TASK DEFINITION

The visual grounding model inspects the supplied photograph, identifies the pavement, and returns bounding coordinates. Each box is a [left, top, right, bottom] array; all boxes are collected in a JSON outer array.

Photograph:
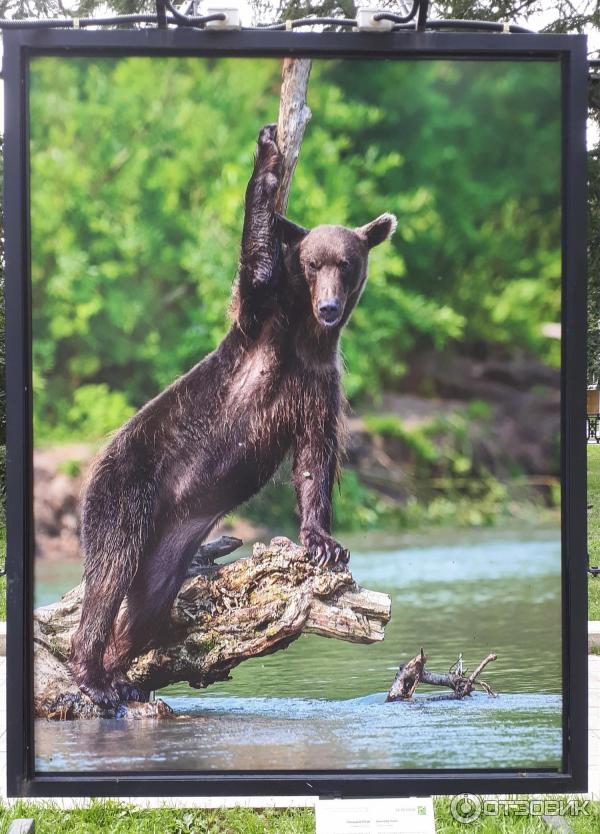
[[0, 654, 597, 808], [589, 652, 600, 799], [590, 621, 600, 649]]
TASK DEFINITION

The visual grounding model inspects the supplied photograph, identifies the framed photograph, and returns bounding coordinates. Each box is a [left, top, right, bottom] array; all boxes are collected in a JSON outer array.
[[4, 27, 588, 797]]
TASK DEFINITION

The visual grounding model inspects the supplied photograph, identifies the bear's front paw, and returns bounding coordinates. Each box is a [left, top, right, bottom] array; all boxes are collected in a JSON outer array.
[[301, 528, 350, 568], [258, 122, 277, 147], [256, 123, 282, 173]]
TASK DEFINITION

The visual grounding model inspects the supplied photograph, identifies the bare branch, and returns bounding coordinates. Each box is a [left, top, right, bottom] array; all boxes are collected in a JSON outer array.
[[387, 648, 498, 701], [275, 58, 312, 215]]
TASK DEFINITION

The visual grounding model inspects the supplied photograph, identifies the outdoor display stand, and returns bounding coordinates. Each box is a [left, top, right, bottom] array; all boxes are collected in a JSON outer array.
[[2, 9, 588, 799]]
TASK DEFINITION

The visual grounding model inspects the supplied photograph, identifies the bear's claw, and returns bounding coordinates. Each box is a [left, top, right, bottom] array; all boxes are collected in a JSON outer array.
[[78, 679, 122, 709], [302, 528, 350, 568], [114, 680, 149, 703]]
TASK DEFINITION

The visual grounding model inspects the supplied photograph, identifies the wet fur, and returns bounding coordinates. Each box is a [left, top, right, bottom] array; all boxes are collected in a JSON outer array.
[[69, 124, 396, 707]]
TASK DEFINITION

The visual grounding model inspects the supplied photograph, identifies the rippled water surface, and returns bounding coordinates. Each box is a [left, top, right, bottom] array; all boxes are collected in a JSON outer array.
[[35, 528, 563, 772]]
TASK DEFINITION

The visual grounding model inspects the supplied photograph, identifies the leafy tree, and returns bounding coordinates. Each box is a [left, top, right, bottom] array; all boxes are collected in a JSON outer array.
[[27, 55, 561, 437], [0, 0, 597, 436], [433, 1, 598, 33]]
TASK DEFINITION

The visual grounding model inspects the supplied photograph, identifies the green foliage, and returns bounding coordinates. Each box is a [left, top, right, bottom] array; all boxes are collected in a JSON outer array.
[[239, 467, 388, 533], [239, 420, 556, 534], [67, 384, 134, 441], [465, 399, 492, 421], [57, 457, 83, 478], [0, 801, 315, 834], [335, 465, 541, 530], [399, 478, 509, 528], [35, 382, 134, 442], [28, 56, 561, 438], [332, 469, 391, 530], [432, 0, 599, 34], [0, 798, 598, 834], [240, 467, 298, 534], [359, 409, 560, 529], [587, 445, 600, 620], [364, 409, 479, 480], [434, 796, 600, 834], [363, 414, 438, 463]]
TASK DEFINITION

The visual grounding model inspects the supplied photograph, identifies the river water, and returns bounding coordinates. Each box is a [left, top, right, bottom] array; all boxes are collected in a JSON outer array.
[[34, 528, 563, 773]]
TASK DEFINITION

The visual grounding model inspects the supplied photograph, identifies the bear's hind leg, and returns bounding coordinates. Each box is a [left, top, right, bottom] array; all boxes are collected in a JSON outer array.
[[70, 474, 157, 707], [104, 517, 220, 700], [69, 555, 139, 708]]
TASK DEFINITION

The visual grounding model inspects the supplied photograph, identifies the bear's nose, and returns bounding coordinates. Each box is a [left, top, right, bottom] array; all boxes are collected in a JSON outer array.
[[318, 299, 342, 323]]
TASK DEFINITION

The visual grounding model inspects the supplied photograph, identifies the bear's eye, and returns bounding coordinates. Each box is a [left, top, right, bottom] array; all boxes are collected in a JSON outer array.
[[339, 259, 350, 272], [308, 259, 318, 271]]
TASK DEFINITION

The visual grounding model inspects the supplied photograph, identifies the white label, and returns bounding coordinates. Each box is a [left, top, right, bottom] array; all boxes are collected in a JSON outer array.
[[315, 797, 435, 834]]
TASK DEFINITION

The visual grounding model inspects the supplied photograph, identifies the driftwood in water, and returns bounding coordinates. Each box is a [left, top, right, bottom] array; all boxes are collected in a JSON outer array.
[[275, 57, 312, 214], [386, 648, 498, 702], [34, 537, 391, 720]]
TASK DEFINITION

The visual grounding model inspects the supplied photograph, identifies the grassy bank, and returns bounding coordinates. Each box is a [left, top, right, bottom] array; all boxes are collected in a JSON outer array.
[[0, 799, 598, 833], [588, 446, 600, 619]]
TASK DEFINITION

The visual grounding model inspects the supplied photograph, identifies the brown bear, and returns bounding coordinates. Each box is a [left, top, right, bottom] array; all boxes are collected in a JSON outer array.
[[69, 124, 397, 707]]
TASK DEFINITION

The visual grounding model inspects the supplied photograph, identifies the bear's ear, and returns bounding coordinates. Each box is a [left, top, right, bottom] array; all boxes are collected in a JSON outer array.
[[275, 213, 310, 247], [355, 213, 398, 249]]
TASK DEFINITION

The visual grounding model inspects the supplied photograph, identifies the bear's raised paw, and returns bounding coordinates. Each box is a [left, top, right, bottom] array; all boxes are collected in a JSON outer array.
[[256, 123, 281, 172]]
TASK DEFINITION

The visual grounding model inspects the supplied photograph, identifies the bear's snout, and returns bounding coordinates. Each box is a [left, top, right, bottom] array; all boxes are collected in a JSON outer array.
[[317, 298, 343, 327]]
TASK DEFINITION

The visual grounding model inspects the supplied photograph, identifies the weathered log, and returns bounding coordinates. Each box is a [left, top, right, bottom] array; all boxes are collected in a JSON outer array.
[[386, 649, 497, 702], [34, 537, 391, 720], [275, 57, 312, 214]]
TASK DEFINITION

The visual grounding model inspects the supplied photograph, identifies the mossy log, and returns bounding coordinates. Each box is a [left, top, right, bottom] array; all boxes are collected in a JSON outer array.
[[34, 537, 391, 720]]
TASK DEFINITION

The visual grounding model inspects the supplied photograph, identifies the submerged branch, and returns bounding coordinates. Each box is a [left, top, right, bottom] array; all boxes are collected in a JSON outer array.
[[386, 649, 498, 702]]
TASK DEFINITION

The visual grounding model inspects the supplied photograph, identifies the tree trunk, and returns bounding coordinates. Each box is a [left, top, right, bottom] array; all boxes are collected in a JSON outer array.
[[275, 58, 312, 214], [34, 537, 391, 720]]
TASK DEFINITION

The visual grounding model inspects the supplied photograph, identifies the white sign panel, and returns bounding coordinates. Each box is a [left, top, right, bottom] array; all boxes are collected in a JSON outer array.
[[315, 797, 435, 834]]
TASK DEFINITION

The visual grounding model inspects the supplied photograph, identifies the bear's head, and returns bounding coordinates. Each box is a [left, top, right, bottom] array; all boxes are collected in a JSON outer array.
[[277, 213, 397, 330]]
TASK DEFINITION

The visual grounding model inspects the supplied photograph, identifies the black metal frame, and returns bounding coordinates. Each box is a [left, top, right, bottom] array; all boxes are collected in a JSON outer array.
[[4, 27, 589, 798]]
